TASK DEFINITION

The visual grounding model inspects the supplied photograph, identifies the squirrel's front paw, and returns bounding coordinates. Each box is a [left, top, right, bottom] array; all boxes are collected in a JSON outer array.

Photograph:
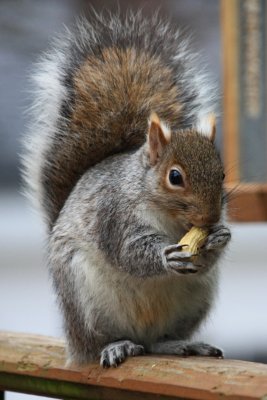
[[202, 225, 231, 252], [163, 244, 200, 275]]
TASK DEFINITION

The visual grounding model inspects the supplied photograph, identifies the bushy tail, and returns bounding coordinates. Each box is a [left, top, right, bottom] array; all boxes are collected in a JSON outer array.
[[22, 10, 216, 229]]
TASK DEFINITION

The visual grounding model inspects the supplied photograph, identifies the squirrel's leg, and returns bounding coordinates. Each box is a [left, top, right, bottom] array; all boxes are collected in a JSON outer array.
[[100, 340, 145, 368], [112, 226, 197, 277], [148, 340, 223, 358]]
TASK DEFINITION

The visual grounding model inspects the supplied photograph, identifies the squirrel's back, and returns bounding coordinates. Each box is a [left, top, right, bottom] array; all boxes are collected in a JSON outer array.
[[23, 11, 216, 228]]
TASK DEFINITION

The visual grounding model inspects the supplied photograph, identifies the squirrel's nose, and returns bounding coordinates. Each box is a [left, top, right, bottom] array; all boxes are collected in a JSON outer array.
[[191, 213, 220, 228]]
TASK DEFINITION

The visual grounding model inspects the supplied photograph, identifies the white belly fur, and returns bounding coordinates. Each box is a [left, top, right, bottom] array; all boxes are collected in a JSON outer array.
[[71, 244, 216, 345]]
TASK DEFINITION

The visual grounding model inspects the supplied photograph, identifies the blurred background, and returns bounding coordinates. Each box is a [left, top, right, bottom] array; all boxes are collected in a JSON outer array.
[[0, 1, 266, 399]]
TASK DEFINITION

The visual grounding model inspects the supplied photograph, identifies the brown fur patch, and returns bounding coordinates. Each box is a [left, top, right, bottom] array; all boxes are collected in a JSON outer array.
[[46, 47, 186, 225], [131, 282, 175, 332], [72, 47, 184, 142]]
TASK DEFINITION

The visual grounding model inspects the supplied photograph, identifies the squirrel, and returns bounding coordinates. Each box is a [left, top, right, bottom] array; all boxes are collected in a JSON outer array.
[[23, 11, 231, 367]]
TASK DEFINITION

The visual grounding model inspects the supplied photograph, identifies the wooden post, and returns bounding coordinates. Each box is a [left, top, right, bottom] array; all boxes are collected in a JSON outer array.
[[221, 0, 240, 184], [221, 0, 267, 221]]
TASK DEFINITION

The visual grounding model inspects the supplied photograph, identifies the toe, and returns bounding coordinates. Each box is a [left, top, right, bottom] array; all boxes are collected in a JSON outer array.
[[209, 347, 224, 358], [125, 341, 145, 356], [100, 350, 110, 368]]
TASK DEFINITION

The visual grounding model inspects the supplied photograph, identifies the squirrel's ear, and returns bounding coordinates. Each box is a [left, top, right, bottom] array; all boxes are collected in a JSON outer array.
[[147, 113, 171, 165], [196, 114, 216, 142]]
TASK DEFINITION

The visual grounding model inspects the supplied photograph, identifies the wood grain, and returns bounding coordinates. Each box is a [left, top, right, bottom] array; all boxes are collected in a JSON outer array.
[[1, 331, 267, 400]]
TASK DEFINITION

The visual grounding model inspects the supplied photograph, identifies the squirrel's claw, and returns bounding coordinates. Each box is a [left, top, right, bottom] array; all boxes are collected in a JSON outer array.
[[168, 261, 199, 275], [164, 244, 189, 255], [163, 244, 200, 275]]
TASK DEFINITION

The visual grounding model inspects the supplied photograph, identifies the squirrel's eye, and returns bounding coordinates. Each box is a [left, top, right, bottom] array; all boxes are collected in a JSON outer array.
[[169, 169, 184, 186], [222, 172, 225, 181]]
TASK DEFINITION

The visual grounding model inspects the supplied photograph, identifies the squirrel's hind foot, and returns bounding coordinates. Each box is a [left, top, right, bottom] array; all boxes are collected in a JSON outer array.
[[100, 340, 145, 368], [149, 340, 223, 358]]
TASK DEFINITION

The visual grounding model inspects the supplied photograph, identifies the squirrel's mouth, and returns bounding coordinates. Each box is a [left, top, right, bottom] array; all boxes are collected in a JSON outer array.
[[179, 220, 194, 232], [185, 222, 194, 230]]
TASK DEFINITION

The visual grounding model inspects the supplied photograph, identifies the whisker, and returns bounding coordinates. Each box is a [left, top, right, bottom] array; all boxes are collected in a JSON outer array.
[[223, 183, 240, 204]]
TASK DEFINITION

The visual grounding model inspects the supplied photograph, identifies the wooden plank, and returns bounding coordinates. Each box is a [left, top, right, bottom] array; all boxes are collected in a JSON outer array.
[[226, 183, 267, 221], [1, 332, 267, 400], [221, 0, 240, 183], [0, 372, 179, 400]]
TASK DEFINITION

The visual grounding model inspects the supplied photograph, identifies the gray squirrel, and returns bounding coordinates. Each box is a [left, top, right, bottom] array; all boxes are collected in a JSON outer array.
[[23, 11, 231, 367]]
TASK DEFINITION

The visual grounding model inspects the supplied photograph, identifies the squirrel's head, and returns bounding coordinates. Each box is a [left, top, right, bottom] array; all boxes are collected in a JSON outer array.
[[144, 113, 225, 229]]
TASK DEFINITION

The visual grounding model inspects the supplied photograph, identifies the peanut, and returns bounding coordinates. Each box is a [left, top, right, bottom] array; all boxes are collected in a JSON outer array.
[[178, 227, 208, 255]]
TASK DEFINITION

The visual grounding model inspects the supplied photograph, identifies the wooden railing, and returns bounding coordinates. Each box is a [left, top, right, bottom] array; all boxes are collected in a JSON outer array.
[[1, 332, 267, 399]]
